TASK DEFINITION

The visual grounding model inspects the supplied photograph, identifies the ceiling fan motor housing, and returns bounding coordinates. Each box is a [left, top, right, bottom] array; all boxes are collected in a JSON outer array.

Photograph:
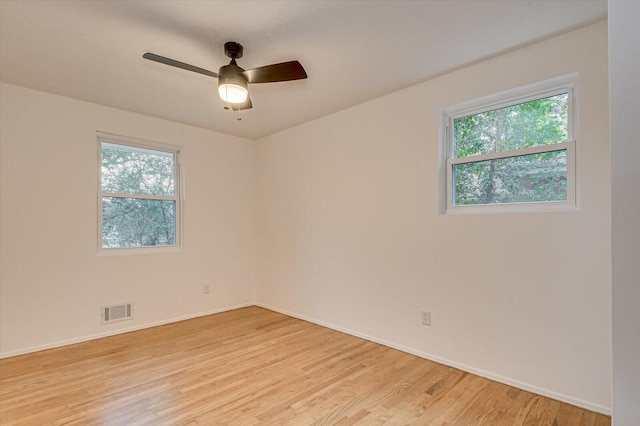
[[220, 42, 247, 85], [218, 59, 248, 104], [219, 62, 245, 79], [218, 61, 248, 91]]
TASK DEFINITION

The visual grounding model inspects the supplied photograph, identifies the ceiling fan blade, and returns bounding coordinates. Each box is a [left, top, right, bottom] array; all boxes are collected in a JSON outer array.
[[230, 95, 253, 111], [143, 53, 219, 78], [243, 61, 307, 84]]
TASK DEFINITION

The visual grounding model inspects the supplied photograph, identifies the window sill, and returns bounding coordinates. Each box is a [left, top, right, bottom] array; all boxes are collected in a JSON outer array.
[[97, 245, 182, 256], [443, 201, 577, 215]]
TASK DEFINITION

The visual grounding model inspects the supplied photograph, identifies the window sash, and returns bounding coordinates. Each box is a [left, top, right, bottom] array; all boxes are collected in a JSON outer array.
[[448, 86, 573, 123], [101, 141, 174, 158], [440, 74, 578, 213], [97, 132, 182, 253], [100, 140, 177, 196], [445, 142, 575, 212], [447, 87, 574, 160], [100, 192, 177, 202], [448, 141, 572, 166]]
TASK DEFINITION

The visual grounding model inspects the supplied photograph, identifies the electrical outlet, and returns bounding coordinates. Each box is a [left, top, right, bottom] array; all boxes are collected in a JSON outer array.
[[421, 311, 431, 326], [203, 284, 210, 294]]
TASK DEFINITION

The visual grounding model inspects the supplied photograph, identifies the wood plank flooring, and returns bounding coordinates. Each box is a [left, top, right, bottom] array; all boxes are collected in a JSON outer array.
[[0, 306, 610, 425]]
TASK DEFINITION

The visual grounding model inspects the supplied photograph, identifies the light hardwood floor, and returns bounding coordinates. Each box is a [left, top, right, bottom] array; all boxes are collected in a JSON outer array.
[[0, 306, 610, 425]]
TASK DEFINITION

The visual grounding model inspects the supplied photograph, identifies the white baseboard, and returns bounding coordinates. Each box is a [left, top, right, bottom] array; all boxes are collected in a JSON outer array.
[[0, 303, 253, 359], [255, 302, 611, 416]]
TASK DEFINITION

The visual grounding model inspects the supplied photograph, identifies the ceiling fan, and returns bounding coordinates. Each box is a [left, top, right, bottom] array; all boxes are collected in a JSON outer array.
[[143, 41, 307, 111]]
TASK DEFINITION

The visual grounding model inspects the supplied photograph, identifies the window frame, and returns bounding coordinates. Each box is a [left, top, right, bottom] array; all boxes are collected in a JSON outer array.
[[97, 132, 184, 255], [439, 73, 578, 214]]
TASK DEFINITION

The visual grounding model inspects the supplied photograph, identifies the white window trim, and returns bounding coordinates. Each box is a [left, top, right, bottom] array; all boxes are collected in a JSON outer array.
[[439, 73, 579, 214], [97, 131, 184, 255]]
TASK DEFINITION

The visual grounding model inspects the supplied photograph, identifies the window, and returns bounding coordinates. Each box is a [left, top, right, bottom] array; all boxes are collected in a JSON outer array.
[[440, 74, 577, 213], [98, 133, 182, 253]]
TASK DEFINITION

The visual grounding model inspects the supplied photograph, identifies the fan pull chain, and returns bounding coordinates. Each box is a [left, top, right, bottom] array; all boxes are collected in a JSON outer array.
[[223, 104, 242, 121]]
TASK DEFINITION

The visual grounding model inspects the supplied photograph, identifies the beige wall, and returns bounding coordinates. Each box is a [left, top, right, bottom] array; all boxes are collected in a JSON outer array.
[[0, 83, 256, 356], [256, 21, 611, 412]]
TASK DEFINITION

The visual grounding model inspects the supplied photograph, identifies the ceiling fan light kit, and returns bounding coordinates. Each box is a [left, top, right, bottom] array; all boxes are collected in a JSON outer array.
[[218, 76, 249, 104], [143, 41, 307, 111]]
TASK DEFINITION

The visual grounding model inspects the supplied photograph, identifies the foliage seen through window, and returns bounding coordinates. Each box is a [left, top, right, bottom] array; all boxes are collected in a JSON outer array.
[[451, 93, 570, 206], [100, 141, 179, 249]]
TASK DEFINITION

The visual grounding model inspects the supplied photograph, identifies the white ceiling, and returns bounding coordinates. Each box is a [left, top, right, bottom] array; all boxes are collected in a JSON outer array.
[[0, 0, 606, 140]]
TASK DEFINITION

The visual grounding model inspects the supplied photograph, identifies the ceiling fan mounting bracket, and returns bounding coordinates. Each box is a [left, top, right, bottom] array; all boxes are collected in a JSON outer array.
[[224, 42, 243, 59]]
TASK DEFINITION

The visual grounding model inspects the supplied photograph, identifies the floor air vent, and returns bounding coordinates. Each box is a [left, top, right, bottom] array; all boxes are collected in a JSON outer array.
[[102, 302, 133, 324]]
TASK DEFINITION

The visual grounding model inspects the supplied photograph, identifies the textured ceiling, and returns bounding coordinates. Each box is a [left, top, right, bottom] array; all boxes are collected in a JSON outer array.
[[0, 0, 607, 139]]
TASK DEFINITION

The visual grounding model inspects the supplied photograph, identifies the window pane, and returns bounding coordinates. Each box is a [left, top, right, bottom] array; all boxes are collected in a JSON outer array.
[[454, 93, 568, 158], [453, 150, 567, 205], [102, 197, 176, 248], [101, 142, 175, 196]]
